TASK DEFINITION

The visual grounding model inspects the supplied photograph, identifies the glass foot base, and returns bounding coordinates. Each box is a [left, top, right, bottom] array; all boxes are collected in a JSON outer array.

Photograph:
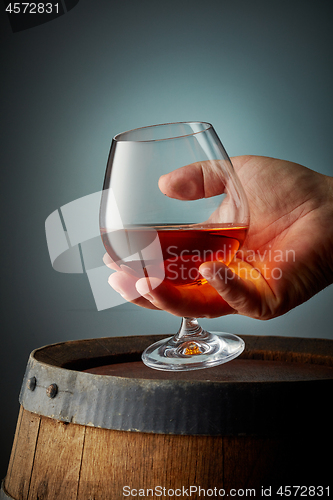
[[141, 332, 245, 371]]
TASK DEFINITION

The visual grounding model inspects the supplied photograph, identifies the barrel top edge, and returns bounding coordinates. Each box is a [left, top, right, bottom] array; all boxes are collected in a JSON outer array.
[[31, 334, 333, 368]]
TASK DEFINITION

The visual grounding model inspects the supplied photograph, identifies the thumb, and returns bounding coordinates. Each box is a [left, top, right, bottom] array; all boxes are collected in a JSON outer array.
[[158, 160, 227, 200]]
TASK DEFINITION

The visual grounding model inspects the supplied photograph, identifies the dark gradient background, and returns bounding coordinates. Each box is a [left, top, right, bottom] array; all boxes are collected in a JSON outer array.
[[1, 0, 332, 478]]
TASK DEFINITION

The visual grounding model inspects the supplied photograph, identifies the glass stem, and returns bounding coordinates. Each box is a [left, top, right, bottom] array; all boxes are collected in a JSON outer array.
[[174, 317, 204, 342]]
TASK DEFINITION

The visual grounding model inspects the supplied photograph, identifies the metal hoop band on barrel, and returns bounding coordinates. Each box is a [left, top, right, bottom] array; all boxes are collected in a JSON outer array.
[[19, 334, 333, 437]]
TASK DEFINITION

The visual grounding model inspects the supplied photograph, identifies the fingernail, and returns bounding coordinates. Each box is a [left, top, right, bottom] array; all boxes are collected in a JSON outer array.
[[200, 267, 213, 280], [120, 264, 141, 278], [144, 293, 155, 302], [136, 281, 154, 302]]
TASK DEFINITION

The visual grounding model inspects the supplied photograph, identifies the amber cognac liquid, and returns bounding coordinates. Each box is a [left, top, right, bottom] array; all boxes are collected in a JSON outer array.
[[101, 224, 248, 288]]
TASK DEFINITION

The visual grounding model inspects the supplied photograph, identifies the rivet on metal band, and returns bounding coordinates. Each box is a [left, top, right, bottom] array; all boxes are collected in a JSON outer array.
[[46, 383, 58, 399], [27, 376, 36, 391]]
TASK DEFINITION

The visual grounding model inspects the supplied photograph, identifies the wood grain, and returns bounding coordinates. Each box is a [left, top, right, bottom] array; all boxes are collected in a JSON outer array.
[[27, 414, 85, 500], [4, 406, 41, 500], [77, 429, 224, 499], [5, 408, 332, 499]]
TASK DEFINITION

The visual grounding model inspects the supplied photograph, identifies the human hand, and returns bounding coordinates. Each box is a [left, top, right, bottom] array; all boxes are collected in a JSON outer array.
[[105, 156, 333, 320]]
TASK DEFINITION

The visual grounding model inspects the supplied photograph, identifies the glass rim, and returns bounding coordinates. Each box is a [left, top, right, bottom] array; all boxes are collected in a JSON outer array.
[[113, 121, 213, 143]]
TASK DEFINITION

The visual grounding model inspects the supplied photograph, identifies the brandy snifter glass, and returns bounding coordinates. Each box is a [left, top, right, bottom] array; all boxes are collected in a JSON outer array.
[[100, 122, 250, 371]]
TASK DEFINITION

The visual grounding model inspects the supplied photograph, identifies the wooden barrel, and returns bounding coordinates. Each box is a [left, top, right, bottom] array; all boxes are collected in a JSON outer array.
[[2, 334, 333, 500]]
